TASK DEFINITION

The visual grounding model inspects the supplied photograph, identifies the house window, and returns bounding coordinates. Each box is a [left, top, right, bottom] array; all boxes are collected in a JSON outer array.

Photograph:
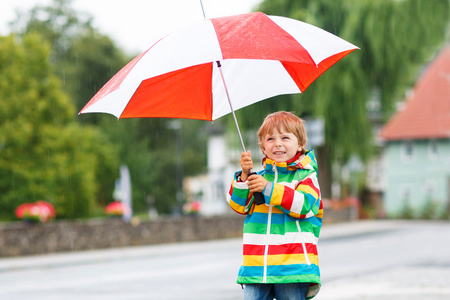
[[400, 184, 411, 201], [401, 141, 415, 163], [399, 184, 413, 216], [429, 139, 439, 160], [423, 181, 435, 201]]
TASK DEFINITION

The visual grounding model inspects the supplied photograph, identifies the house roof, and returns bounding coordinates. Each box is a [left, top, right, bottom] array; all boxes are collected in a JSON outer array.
[[379, 46, 450, 141]]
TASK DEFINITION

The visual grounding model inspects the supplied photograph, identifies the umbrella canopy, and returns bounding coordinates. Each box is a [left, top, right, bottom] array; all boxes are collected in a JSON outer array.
[[79, 12, 358, 122]]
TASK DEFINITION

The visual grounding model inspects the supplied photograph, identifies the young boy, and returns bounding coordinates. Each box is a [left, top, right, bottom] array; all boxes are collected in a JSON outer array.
[[227, 111, 323, 300]]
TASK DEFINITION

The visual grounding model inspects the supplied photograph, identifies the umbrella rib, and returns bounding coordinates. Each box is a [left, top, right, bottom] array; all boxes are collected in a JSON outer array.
[[216, 61, 247, 152]]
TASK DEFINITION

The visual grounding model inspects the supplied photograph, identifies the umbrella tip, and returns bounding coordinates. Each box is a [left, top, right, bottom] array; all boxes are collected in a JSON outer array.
[[199, 0, 206, 18]]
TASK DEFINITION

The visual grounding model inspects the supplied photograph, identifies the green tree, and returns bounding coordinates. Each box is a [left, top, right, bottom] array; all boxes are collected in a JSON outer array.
[[0, 33, 119, 220], [10, 0, 208, 215], [11, 0, 129, 117], [249, 0, 449, 197], [257, 0, 449, 160], [101, 117, 208, 215], [64, 30, 130, 116]]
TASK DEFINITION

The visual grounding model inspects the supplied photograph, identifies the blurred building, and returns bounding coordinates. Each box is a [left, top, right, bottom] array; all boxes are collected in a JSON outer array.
[[183, 125, 262, 216], [379, 46, 450, 217]]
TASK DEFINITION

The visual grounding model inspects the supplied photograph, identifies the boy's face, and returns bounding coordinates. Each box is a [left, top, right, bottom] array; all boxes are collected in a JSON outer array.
[[261, 127, 303, 163]]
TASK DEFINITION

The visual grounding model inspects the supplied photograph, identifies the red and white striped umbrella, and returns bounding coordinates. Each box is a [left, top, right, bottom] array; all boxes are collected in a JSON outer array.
[[79, 12, 357, 147]]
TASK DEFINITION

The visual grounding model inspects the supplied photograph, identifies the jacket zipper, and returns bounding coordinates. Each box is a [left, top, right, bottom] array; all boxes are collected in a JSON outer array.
[[263, 163, 277, 283], [263, 206, 272, 283], [296, 220, 311, 265], [293, 161, 311, 265]]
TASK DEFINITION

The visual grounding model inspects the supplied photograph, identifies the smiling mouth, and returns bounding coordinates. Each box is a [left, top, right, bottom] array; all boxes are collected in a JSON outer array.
[[273, 151, 285, 155]]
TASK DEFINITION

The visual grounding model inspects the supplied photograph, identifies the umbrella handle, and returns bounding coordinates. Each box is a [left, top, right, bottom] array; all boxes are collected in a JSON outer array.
[[249, 172, 266, 205], [253, 192, 265, 205]]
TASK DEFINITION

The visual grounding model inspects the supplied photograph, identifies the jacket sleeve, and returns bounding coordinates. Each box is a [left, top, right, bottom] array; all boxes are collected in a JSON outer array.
[[262, 170, 321, 219], [227, 171, 253, 215]]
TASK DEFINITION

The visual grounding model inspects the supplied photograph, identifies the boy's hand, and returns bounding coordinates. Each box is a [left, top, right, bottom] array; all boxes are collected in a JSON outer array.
[[247, 174, 268, 193], [240, 151, 253, 181]]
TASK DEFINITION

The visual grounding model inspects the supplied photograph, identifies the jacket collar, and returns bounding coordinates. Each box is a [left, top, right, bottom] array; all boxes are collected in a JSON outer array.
[[263, 150, 315, 173]]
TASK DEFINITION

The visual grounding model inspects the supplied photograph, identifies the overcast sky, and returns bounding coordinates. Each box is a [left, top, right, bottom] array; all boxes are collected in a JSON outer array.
[[0, 0, 262, 54]]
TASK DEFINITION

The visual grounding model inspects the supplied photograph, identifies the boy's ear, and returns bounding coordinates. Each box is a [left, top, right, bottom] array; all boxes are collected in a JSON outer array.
[[259, 145, 266, 156]]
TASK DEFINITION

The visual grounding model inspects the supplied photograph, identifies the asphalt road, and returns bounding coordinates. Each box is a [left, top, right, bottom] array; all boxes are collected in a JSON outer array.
[[0, 220, 449, 300], [317, 220, 450, 300]]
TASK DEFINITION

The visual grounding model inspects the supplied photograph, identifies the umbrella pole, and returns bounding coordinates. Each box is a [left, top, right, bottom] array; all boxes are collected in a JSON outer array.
[[199, 0, 206, 18], [216, 61, 247, 152], [216, 61, 265, 206]]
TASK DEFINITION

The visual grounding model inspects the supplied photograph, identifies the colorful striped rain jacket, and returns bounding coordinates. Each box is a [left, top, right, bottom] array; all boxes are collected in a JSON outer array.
[[227, 150, 323, 299]]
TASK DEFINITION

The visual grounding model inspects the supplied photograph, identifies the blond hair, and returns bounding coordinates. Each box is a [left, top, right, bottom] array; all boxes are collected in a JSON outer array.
[[257, 111, 307, 154]]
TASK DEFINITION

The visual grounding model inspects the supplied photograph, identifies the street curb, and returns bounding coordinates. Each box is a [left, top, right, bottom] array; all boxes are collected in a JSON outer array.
[[0, 220, 429, 272], [320, 219, 409, 240]]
